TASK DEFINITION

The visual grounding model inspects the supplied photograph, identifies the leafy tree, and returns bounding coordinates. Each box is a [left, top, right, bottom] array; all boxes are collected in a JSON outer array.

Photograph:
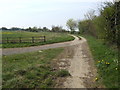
[[37, 27, 42, 32], [10, 27, 21, 31], [25, 27, 32, 32], [78, 1, 119, 44], [43, 27, 49, 32], [51, 25, 63, 32], [32, 27, 38, 32], [98, 2, 117, 43], [1, 27, 8, 30], [78, 20, 89, 34], [66, 19, 77, 33]]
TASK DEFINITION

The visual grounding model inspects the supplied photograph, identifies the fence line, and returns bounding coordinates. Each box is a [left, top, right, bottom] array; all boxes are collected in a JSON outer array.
[[2, 36, 46, 44]]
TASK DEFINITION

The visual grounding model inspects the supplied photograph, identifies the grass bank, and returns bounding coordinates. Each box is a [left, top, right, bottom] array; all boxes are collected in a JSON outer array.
[[2, 48, 69, 88], [1, 31, 74, 48], [82, 35, 118, 88]]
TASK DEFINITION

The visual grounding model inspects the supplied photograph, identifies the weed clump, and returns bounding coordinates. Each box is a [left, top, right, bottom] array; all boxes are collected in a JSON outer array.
[[57, 69, 70, 77]]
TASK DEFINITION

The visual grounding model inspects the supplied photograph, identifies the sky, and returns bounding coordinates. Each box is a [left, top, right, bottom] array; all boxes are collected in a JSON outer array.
[[0, 0, 113, 29]]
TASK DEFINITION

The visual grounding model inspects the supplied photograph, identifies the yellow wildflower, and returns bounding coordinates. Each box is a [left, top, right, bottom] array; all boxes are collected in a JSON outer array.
[[98, 61, 100, 63], [106, 62, 110, 64], [95, 77, 98, 81], [106, 62, 108, 64], [105, 62, 110, 67]]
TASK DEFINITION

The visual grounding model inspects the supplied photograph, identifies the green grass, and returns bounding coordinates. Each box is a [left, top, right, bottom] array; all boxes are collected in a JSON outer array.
[[1, 31, 74, 48], [57, 69, 70, 77], [2, 48, 69, 88], [82, 35, 118, 88], [0, 54, 2, 89]]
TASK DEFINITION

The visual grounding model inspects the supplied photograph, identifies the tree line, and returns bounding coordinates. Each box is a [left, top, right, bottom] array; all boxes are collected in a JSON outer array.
[[66, 1, 120, 45], [0, 26, 69, 33]]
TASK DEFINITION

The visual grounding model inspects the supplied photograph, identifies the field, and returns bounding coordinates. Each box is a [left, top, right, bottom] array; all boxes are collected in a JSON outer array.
[[2, 48, 70, 88], [82, 35, 118, 88], [1, 31, 74, 48]]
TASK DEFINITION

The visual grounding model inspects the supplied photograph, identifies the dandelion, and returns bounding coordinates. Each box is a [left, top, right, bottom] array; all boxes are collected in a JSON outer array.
[[105, 62, 110, 65], [98, 61, 100, 63], [105, 62, 108, 64], [95, 77, 98, 81], [105, 62, 110, 67]]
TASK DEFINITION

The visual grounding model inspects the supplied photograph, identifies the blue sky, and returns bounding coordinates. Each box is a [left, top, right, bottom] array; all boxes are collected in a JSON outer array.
[[0, 0, 113, 29]]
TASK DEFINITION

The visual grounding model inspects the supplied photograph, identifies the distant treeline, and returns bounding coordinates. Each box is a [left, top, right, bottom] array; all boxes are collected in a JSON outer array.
[[78, 1, 120, 45], [0, 26, 69, 33]]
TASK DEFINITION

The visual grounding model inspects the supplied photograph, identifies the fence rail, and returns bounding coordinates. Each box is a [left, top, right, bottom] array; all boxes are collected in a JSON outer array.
[[2, 36, 46, 44]]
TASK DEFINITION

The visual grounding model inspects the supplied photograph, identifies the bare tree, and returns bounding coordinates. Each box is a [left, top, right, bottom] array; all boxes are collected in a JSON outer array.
[[84, 10, 96, 20]]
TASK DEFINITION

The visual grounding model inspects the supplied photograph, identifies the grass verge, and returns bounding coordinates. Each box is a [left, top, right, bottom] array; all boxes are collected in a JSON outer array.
[[2, 48, 69, 88], [82, 35, 118, 88]]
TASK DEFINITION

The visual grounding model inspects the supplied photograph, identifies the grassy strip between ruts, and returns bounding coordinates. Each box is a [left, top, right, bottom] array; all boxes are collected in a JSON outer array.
[[2, 48, 70, 88], [82, 35, 119, 88], [1, 31, 74, 48]]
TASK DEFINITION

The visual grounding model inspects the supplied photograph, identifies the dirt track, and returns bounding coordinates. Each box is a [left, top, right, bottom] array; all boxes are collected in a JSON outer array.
[[2, 35, 97, 88], [54, 36, 97, 88], [63, 37, 97, 88], [2, 35, 79, 55]]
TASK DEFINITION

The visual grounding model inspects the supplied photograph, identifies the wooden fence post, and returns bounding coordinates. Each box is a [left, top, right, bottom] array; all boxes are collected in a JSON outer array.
[[7, 37, 9, 43], [44, 36, 46, 42], [32, 37, 34, 43], [19, 37, 22, 43]]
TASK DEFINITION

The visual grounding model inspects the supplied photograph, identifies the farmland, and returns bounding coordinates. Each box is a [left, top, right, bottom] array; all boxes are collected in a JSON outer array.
[[2, 30, 73, 88], [1, 31, 74, 48]]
